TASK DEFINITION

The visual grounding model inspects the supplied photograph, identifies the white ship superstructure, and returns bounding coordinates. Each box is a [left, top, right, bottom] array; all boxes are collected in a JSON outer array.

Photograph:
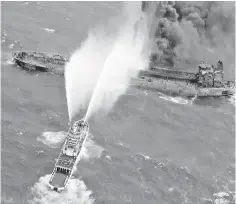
[[48, 119, 89, 192]]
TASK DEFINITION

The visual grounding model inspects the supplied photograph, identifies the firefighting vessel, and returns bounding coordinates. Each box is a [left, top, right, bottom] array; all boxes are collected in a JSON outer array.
[[48, 119, 89, 192]]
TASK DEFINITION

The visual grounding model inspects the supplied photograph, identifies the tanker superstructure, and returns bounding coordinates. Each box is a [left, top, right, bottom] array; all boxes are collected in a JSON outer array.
[[48, 119, 89, 192], [133, 60, 235, 97]]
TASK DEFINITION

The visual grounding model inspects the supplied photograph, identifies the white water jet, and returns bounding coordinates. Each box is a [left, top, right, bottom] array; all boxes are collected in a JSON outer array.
[[65, 2, 151, 122], [65, 31, 113, 121], [85, 26, 148, 120]]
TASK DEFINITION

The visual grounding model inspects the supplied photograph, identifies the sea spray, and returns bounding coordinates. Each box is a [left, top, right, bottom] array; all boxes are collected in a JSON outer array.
[[141, 2, 235, 76], [84, 3, 152, 120], [85, 26, 149, 120], [37, 131, 66, 148], [65, 31, 114, 121], [65, 2, 151, 122]]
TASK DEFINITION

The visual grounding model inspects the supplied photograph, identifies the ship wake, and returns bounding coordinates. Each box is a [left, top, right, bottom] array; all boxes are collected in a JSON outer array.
[[28, 174, 94, 204], [33, 131, 104, 203], [157, 92, 197, 105]]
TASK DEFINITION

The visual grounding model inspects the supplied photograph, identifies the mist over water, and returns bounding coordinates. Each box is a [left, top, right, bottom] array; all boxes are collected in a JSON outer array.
[[64, 32, 113, 121], [65, 2, 150, 122]]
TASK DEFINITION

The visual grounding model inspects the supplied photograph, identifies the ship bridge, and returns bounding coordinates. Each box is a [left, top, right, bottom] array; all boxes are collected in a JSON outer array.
[[64, 134, 82, 156], [63, 120, 89, 156]]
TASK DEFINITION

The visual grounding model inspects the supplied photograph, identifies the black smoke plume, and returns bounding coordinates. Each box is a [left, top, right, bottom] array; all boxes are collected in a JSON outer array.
[[142, 1, 235, 79]]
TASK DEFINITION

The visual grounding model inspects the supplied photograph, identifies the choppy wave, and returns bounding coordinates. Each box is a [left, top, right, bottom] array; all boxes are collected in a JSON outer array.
[[28, 174, 95, 204], [137, 153, 151, 160], [213, 191, 235, 204], [43, 28, 55, 34], [8, 44, 15, 49]]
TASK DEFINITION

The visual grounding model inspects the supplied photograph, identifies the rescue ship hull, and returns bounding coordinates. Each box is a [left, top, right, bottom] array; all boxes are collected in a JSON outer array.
[[49, 120, 89, 192]]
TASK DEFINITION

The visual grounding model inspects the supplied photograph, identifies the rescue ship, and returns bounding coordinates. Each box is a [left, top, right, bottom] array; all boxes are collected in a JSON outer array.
[[48, 119, 89, 192]]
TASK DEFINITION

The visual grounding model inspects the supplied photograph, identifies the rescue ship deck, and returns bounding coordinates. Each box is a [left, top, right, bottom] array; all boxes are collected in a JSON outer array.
[[49, 119, 89, 192]]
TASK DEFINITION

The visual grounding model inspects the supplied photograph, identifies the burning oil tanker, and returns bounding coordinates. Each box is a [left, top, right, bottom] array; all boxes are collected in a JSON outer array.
[[11, 2, 235, 98], [12, 51, 235, 98], [137, 1, 235, 97], [134, 60, 235, 97]]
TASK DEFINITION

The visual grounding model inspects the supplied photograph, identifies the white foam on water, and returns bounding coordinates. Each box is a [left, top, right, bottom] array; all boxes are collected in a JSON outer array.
[[28, 174, 94, 204], [159, 95, 189, 104], [168, 187, 175, 192], [8, 44, 14, 49], [158, 92, 197, 105], [81, 134, 104, 161], [44, 28, 55, 34], [138, 153, 151, 160], [228, 94, 236, 106], [4, 60, 14, 65], [37, 131, 66, 148], [89, 11, 96, 16], [105, 155, 111, 160], [1, 36, 6, 43], [38, 131, 103, 160], [32, 131, 104, 203]]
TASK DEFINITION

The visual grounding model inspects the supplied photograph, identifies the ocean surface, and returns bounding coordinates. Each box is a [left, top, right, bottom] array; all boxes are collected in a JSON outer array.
[[1, 2, 235, 204]]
